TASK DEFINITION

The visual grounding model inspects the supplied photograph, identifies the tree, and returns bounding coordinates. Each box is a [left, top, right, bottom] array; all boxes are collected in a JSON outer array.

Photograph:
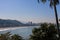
[[37, 0, 60, 38], [29, 23, 58, 40], [11, 34, 23, 40], [0, 32, 23, 40], [0, 32, 11, 40]]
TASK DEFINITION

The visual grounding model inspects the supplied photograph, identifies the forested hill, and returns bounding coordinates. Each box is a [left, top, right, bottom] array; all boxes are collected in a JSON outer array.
[[0, 19, 39, 28], [0, 19, 24, 27]]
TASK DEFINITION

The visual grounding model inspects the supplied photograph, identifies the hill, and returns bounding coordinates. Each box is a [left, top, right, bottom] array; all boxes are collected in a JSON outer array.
[[0, 19, 23, 27], [0, 19, 39, 28]]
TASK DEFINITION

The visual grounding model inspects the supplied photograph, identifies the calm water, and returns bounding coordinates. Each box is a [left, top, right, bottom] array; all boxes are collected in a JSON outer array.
[[0, 26, 40, 39]]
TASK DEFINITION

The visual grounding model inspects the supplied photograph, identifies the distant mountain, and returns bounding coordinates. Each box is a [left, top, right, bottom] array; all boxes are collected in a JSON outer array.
[[0, 19, 23, 27], [0, 19, 40, 28]]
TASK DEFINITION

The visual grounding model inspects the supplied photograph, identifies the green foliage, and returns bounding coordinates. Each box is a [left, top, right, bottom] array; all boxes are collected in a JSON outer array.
[[11, 34, 23, 40], [29, 23, 59, 40], [0, 32, 11, 40], [0, 32, 23, 40]]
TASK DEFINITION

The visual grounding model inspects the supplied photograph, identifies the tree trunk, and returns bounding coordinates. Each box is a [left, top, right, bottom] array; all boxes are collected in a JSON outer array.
[[54, 4, 59, 38]]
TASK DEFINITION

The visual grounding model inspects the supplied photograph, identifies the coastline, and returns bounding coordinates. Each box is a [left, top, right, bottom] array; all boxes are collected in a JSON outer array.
[[0, 26, 29, 31], [0, 26, 39, 31], [0, 25, 39, 29]]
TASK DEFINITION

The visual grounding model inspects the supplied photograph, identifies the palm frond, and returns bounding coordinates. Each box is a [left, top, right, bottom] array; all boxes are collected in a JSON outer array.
[[50, 0, 53, 8], [41, 0, 46, 3], [54, 0, 59, 5], [37, 0, 46, 3], [50, 0, 59, 8], [37, 0, 40, 3]]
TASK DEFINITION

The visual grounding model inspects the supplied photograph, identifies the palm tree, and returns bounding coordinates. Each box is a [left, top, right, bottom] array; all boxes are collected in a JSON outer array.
[[37, 0, 60, 38]]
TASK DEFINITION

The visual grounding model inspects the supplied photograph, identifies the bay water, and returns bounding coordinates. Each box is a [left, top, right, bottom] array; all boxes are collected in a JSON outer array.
[[0, 26, 40, 40]]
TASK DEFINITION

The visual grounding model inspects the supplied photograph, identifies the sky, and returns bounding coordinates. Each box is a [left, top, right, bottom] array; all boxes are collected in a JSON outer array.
[[0, 0, 60, 23]]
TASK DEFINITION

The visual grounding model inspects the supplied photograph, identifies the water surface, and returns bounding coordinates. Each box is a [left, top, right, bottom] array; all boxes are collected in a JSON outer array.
[[0, 26, 39, 39]]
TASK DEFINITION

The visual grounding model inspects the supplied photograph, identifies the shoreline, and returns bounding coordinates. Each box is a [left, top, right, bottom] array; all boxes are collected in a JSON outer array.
[[0, 26, 39, 31], [0, 26, 30, 31], [0, 25, 39, 28]]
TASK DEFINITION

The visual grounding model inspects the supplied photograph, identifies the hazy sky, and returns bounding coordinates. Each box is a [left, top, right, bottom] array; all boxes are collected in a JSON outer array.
[[0, 0, 60, 23]]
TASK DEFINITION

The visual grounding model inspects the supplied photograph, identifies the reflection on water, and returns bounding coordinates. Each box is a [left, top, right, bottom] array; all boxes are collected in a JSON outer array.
[[0, 26, 39, 39]]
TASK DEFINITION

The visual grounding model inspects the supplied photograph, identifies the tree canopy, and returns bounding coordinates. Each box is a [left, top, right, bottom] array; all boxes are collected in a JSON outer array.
[[29, 23, 60, 40], [0, 32, 23, 40]]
